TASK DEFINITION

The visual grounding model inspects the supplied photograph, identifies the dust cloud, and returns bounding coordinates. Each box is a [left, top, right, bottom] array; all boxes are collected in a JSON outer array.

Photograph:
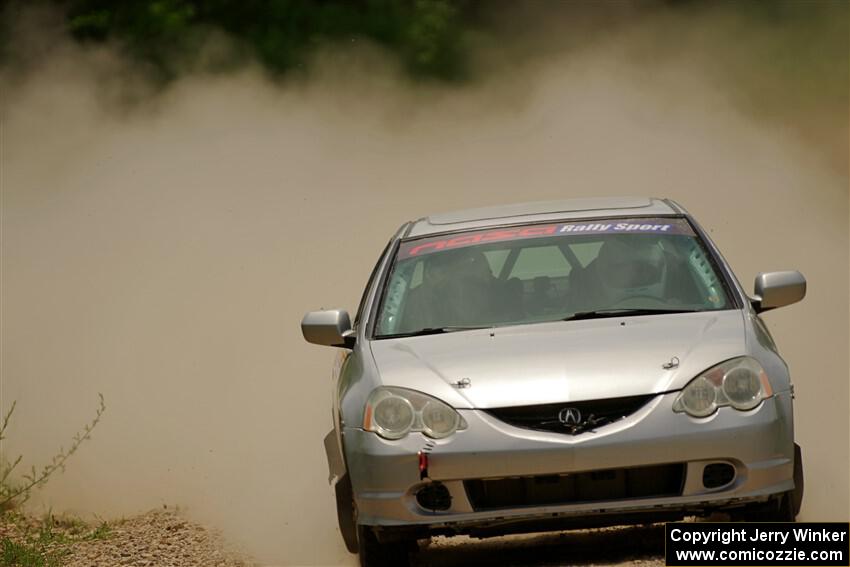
[[1, 4, 847, 566]]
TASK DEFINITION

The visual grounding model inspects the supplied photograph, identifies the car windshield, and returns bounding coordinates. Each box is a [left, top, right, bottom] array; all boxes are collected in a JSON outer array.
[[374, 217, 732, 338]]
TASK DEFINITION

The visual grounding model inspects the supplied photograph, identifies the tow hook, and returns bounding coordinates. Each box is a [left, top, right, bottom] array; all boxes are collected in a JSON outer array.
[[418, 451, 429, 480]]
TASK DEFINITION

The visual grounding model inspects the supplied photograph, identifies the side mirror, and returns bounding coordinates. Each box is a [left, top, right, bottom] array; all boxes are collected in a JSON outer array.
[[301, 309, 355, 348], [752, 271, 806, 313]]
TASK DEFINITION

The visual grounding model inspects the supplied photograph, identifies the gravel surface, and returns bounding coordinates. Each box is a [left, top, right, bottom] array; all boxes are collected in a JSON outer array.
[[413, 524, 666, 566], [2, 509, 668, 566], [0, 508, 254, 567]]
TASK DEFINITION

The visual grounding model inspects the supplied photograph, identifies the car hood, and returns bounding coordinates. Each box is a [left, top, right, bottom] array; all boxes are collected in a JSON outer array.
[[369, 310, 746, 409]]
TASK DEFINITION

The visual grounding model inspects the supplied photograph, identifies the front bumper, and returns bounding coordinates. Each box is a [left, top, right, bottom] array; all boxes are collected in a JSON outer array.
[[343, 390, 795, 530]]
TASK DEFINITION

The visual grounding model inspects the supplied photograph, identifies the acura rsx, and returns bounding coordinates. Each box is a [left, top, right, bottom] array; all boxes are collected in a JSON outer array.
[[301, 197, 805, 567]]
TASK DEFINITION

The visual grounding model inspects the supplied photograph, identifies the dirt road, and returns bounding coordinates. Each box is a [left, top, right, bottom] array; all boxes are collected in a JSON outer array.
[[1, 509, 665, 567], [414, 527, 665, 567]]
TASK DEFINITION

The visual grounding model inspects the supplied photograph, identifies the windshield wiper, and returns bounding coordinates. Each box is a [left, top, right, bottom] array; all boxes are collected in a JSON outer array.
[[376, 325, 490, 339], [562, 308, 703, 322]]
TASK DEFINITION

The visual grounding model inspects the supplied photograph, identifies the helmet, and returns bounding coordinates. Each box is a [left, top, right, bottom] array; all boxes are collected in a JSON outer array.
[[424, 248, 492, 287], [596, 235, 667, 297]]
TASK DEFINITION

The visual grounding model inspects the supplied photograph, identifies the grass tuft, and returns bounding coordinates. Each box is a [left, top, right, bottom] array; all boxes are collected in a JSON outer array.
[[1, 537, 59, 567], [0, 395, 106, 511], [0, 395, 110, 566]]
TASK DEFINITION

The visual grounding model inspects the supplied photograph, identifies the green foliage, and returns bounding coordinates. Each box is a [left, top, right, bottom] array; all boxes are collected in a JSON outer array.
[[0, 396, 110, 566], [0, 395, 106, 512], [1, 537, 59, 567], [88, 521, 111, 541], [62, 0, 471, 80], [404, 0, 460, 76], [0, 514, 112, 567], [3, 0, 845, 85], [0, 404, 23, 513]]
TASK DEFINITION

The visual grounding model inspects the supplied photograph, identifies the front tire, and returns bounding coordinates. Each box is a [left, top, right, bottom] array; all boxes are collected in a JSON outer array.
[[739, 492, 795, 522], [357, 525, 410, 567], [790, 443, 804, 517], [735, 443, 803, 522], [335, 474, 359, 553]]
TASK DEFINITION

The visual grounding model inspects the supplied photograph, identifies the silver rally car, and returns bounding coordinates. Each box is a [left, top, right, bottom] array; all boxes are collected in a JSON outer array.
[[301, 197, 806, 567]]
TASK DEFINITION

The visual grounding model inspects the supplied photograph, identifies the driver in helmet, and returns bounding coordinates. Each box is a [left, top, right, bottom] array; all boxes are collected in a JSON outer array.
[[571, 235, 668, 311], [400, 248, 497, 331]]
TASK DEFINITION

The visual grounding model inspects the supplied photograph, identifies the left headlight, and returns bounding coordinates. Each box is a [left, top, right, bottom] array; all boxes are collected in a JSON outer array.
[[673, 357, 773, 417], [363, 387, 467, 440]]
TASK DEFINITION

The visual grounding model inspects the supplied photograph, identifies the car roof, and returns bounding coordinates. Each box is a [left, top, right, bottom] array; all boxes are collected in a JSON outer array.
[[405, 196, 684, 238]]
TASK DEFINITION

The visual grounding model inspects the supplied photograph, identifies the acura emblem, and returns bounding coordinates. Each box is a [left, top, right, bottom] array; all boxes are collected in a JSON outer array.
[[558, 407, 582, 426]]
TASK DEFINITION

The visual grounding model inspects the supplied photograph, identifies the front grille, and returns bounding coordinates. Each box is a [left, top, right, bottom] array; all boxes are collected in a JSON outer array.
[[464, 463, 685, 511], [484, 394, 656, 435]]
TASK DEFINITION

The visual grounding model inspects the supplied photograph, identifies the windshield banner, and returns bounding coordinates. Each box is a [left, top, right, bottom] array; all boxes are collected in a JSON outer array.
[[398, 218, 696, 259]]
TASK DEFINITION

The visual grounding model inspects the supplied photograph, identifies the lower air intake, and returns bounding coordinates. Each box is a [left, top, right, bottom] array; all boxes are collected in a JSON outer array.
[[416, 482, 452, 511], [702, 463, 736, 489], [464, 463, 685, 511]]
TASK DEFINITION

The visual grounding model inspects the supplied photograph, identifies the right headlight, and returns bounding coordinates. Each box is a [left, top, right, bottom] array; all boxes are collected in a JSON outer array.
[[673, 357, 773, 417], [363, 387, 467, 440]]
